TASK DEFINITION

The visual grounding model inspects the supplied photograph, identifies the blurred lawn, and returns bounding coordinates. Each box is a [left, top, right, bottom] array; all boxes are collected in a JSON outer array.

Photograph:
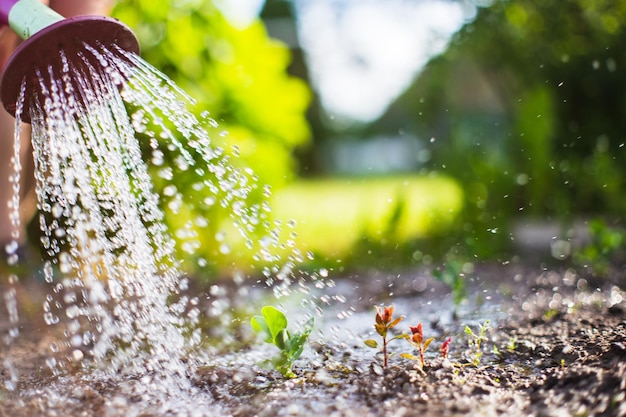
[[270, 175, 463, 260]]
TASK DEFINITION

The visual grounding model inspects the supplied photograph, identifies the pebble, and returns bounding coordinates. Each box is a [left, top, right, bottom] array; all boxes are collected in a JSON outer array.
[[371, 362, 384, 376]]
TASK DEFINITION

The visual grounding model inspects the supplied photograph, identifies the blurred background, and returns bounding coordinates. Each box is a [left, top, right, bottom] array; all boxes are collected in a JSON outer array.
[[106, 0, 626, 279]]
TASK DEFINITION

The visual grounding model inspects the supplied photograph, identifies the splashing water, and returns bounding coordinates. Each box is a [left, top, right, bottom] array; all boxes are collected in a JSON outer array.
[[2, 40, 301, 412], [30, 46, 194, 374]]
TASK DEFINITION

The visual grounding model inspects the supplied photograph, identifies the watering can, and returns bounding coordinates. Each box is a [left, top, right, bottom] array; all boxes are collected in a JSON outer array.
[[0, 0, 139, 121]]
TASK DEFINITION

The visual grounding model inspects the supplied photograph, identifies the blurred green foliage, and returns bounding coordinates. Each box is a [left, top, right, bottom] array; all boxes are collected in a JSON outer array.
[[112, 0, 311, 276], [574, 219, 625, 277], [106, 0, 626, 276], [269, 175, 463, 265], [374, 0, 626, 260], [114, 1, 310, 182]]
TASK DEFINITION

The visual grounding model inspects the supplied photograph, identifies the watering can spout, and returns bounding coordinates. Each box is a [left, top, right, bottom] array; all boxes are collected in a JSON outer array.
[[0, 0, 140, 122]]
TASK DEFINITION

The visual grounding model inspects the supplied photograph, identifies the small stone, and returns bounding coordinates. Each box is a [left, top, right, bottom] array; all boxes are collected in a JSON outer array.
[[371, 362, 384, 376]]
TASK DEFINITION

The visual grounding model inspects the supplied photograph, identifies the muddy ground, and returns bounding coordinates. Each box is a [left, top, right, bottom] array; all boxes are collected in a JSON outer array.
[[1, 262, 625, 416]]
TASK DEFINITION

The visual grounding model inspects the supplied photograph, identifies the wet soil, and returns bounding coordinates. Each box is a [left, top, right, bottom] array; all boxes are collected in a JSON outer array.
[[1, 262, 626, 416]]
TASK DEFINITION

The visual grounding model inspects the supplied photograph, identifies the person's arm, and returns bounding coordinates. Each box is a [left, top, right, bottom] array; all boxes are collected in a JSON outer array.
[[48, 0, 114, 17]]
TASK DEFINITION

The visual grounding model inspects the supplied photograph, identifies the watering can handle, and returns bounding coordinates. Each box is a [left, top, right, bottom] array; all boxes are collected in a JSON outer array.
[[0, 0, 140, 120], [0, 0, 63, 39]]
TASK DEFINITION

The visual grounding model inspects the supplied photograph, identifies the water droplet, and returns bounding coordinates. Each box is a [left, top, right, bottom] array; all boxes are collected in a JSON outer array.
[[219, 243, 231, 255], [51, 203, 64, 218], [4, 240, 18, 255]]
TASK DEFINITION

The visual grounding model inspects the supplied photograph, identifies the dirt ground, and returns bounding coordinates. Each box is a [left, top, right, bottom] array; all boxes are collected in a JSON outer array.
[[1, 262, 625, 416]]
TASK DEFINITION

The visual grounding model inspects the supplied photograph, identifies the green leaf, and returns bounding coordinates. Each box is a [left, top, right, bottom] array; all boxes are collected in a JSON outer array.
[[288, 318, 313, 359], [261, 306, 288, 343], [388, 316, 405, 329], [400, 353, 419, 361], [287, 333, 306, 359], [364, 339, 378, 349], [423, 337, 434, 351], [250, 315, 272, 343], [375, 323, 387, 337], [275, 329, 289, 350], [271, 353, 290, 374], [390, 333, 410, 342]]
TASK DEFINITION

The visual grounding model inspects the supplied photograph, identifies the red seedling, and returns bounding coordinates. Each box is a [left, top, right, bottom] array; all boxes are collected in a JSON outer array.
[[364, 305, 405, 367], [441, 337, 452, 359], [401, 323, 434, 369]]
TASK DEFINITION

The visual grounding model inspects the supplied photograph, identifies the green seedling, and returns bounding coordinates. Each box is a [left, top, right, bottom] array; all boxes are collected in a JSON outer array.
[[432, 258, 469, 320], [401, 323, 434, 369], [250, 305, 313, 378], [506, 337, 516, 353], [492, 345, 501, 358], [464, 320, 490, 366], [364, 305, 405, 368]]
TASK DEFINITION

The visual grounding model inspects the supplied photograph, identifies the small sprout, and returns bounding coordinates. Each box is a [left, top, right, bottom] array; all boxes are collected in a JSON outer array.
[[441, 337, 452, 359], [464, 320, 490, 367], [506, 337, 516, 353], [401, 323, 434, 369], [492, 345, 501, 357], [543, 308, 559, 320], [250, 305, 313, 378], [432, 257, 469, 320], [364, 305, 405, 368]]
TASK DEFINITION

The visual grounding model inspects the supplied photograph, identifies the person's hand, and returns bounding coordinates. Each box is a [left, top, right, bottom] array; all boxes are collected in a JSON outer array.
[[0, 0, 114, 71], [49, 0, 115, 18]]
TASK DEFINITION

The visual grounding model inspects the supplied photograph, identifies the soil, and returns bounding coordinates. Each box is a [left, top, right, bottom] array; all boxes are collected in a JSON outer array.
[[1, 262, 626, 417]]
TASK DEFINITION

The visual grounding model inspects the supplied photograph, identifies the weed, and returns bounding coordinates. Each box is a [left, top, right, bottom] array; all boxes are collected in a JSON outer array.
[[250, 306, 313, 378], [364, 305, 405, 368], [464, 320, 490, 366], [401, 323, 434, 369]]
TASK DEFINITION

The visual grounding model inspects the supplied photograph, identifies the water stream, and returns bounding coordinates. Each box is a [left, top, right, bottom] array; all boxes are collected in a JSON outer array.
[[1, 41, 304, 413]]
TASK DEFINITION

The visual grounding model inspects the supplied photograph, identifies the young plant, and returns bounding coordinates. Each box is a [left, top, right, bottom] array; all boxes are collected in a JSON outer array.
[[364, 305, 405, 367], [464, 320, 490, 366], [441, 336, 452, 359], [432, 257, 469, 320], [506, 337, 516, 353], [401, 323, 434, 369], [250, 305, 313, 378]]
